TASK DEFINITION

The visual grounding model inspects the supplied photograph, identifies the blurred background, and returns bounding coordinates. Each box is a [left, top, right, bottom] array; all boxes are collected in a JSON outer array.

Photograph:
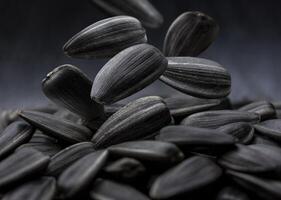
[[0, 0, 280, 109]]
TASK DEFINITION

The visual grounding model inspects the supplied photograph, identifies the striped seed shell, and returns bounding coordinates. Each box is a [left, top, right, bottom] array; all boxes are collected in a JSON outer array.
[[90, 179, 150, 200], [91, 96, 171, 149], [163, 11, 219, 57], [0, 148, 50, 188], [149, 156, 222, 199], [91, 44, 168, 104], [90, 0, 163, 28], [16, 142, 62, 157], [42, 64, 104, 123], [58, 150, 108, 198], [63, 16, 147, 59], [216, 186, 250, 200], [47, 142, 95, 177], [217, 122, 254, 144], [254, 119, 281, 142], [108, 140, 184, 163], [19, 110, 93, 144], [0, 121, 34, 159], [160, 57, 231, 99], [181, 110, 260, 129], [2, 177, 56, 200]]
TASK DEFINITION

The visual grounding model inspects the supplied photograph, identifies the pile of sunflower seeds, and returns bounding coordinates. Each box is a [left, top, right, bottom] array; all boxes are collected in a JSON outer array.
[[1, 1, 281, 199]]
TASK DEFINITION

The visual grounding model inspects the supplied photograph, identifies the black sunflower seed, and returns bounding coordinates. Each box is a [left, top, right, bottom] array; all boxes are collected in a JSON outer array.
[[91, 96, 171, 149], [57, 150, 108, 198], [0, 121, 34, 159], [163, 11, 219, 57], [254, 119, 281, 142], [149, 156, 222, 199], [2, 177, 56, 200], [104, 103, 125, 118], [90, 0, 163, 28], [16, 142, 62, 157], [91, 44, 167, 104], [63, 16, 147, 58], [251, 135, 281, 147], [181, 110, 260, 129]]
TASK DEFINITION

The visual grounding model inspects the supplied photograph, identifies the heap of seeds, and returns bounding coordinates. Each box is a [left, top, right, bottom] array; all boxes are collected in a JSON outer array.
[[1, 1, 281, 200]]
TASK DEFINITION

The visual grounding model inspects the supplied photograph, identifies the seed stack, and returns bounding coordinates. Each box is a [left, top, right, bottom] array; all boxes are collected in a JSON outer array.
[[0, 2, 280, 199]]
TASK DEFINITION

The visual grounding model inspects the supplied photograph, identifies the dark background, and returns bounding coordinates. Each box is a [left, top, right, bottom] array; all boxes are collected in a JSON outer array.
[[0, 0, 280, 109]]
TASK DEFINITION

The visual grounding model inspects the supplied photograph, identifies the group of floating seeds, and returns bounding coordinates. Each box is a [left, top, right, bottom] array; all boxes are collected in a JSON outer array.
[[0, 0, 281, 199]]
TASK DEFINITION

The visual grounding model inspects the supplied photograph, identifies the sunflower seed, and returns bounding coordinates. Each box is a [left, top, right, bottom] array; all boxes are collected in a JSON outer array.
[[254, 119, 281, 142], [90, 0, 163, 28], [58, 150, 108, 198], [149, 156, 222, 199], [216, 186, 250, 200], [46, 142, 95, 177], [19, 110, 93, 144], [252, 135, 281, 147], [163, 11, 219, 57], [42, 64, 105, 127], [109, 140, 184, 164], [91, 44, 168, 104], [158, 125, 235, 149], [90, 179, 149, 200], [104, 103, 125, 117], [54, 109, 81, 123], [160, 57, 231, 99], [226, 170, 281, 200], [0, 148, 50, 188], [238, 101, 276, 121], [29, 130, 58, 144], [17, 142, 62, 157], [217, 122, 254, 144], [63, 16, 147, 59], [91, 96, 171, 148], [2, 177, 56, 200], [0, 121, 34, 159], [181, 110, 260, 129]]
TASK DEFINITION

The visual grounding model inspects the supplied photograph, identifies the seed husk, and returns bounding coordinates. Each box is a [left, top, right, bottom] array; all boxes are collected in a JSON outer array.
[[63, 16, 147, 59], [217, 122, 254, 144], [2, 177, 56, 200], [91, 44, 168, 104], [238, 101, 276, 121], [0, 148, 50, 188], [19, 110, 93, 144], [0, 121, 34, 159], [46, 142, 95, 177], [91, 96, 171, 149], [158, 125, 235, 149], [181, 110, 260, 129], [29, 131, 58, 144], [90, 0, 163, 28], [226, 170, 281, 200], [149, 156, 222, 199], [58, 150, 108, 198], [163, 11, 219, 57], [90, 179, 150, 200], [42, 64, 105, 126], [108, 140, 184, 164], [160, 57, 231, 99], [254, 119, 281, 142]]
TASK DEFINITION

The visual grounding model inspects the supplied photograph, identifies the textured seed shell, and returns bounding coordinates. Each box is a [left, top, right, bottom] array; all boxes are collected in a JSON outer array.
[[149, 156, 222, 199], [90, 0, 163, 28], [216, 186, 250, 200], [160, 57, 231, 99], [91, 44, 168, 104], [163, 11, 219, 57], [42, 64, 104, 121], [226, 170, 281, 200], [0, 148, 50, 188], [64, 16, 147, 58], [217, 122, 254, 144], [104, 103, 125, 117], [158, 125, 235, 148], [239, 101, 276, 121], [108, 140, 184, 163], [0, 121, 34, 159], [181, 110, 260, 129], [58, 150, 108, 198], [91, 96, 171, 149], [2, 177, 56, 200], [16, 142, 62, 157], [19, 110, 93, 144], [90, 179, 150, 200], [254, 119, 281, 142], [47, 142, 95, 177], [29, 131, 58, 144]]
